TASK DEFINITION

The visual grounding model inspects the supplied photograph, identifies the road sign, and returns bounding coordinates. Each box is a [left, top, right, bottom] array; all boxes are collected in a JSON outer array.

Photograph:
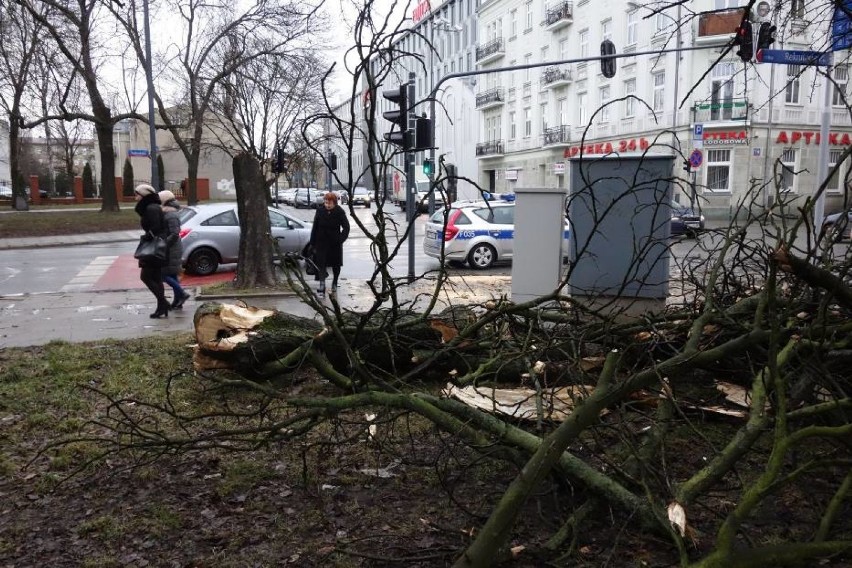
[[693, 124, 704, 140], [833, 0, 852, 51], [756, 49, 831, 66], [128, 149, 150, 157], [689, 149, 703, 169]]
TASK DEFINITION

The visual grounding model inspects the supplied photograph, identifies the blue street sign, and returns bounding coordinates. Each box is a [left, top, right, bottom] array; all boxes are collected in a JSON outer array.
[[689, 149, 703, 169], [128, 149, 150, 157], [693, 124, 703, 140], [756, 49, 831, 67], [833, 0, 852, 51]]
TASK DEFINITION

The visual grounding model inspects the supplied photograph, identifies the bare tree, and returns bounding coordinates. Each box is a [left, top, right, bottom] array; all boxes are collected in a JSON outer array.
[[110, 0, 327, 206], [0, 0, 44, 208]]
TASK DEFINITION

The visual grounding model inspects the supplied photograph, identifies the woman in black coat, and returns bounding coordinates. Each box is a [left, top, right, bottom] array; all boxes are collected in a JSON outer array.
[[309, 191, 349, 296], [134, 184, 170, 318]]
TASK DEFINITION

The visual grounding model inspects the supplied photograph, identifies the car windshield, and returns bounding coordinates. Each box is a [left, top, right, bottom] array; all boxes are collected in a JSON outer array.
[[354, 187, 368, 195]]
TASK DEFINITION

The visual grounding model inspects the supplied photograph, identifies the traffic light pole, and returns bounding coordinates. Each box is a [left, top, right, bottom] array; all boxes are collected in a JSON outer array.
[[405, 73, 417, 283]]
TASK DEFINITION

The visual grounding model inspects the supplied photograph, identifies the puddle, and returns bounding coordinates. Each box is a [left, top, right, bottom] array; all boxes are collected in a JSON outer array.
[[76, 305, 109, 313]]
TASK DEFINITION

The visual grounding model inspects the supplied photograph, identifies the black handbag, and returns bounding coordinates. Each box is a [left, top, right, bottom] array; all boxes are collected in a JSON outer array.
[[134, 233, 168, 263], [302, 243, 318, 275]]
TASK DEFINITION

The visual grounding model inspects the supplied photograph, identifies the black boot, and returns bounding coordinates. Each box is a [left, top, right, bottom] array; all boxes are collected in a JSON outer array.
[[171, 292, 190, 310], [150, 299, 170, 318]]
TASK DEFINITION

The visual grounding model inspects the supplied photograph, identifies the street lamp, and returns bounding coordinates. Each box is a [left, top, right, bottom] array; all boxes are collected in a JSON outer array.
[[142, 0, 158, 190]]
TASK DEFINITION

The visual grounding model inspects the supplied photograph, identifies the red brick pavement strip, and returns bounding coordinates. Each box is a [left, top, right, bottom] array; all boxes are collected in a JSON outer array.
[[92, 254, 235, 291]]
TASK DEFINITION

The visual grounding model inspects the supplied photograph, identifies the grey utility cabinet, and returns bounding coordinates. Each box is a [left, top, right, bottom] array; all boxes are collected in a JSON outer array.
[[567, 155, 674, 315]]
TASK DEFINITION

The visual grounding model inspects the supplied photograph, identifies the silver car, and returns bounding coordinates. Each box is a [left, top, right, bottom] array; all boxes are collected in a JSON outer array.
[[178, 203, 313, 275], [423, 201, 570, 269]]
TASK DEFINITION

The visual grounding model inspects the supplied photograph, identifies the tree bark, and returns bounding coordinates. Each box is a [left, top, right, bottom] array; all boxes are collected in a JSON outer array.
[[233, 153, 280, 289]]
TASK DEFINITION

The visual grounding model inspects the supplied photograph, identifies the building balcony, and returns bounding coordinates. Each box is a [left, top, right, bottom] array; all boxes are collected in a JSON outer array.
[[543, 125, 571, 146], [475, 38, 505, 65], [476, 87, 506, 110], [542, 1, 573, 32], [692, 98, 749, 123], [476, 140, 504, 157], [541, 65, 572, 89], [695, 9, 740, 45]]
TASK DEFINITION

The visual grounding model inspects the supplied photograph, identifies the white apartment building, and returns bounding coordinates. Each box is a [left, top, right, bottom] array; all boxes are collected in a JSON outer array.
[[475, 0, 852, 219], [369, 0, 481, 201]]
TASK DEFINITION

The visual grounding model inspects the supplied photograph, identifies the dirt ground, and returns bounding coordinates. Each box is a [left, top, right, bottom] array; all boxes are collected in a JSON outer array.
[[1, 339, 850, 567]]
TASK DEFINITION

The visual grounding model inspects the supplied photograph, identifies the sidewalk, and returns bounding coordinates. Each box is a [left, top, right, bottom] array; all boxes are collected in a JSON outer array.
[[0, 230, 141, 250]]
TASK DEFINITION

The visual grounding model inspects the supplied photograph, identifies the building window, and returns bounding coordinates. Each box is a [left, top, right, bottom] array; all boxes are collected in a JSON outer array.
[[509, 60, 517, 87], [786, 65, 801, 104], [525, 1, 533, 32], [791, 0, 804, 18], [579, 29, 589, 58], [624, 78, 636, 117], [599, 86, 611, 122], [540, 102, 548, 132], [524, 107, 532, 136], [510, 9, 518, 37], [524, 53, 532, 83], [828, 149, 844, 192], [601, 19, 612, 42], [626, 11, 638, 45], [833, 65, 848, 107], [780, 149, 796, 191], [706, 149, 732, 192], [578, 92, 587, 125], [558, 97, 568, 125], [714, 0, 739, 7], [710, 62, 735, 120], [559, 38, 569, 60], [655, 12, 668, 34], [653, 71, 665, 112], [509, 111, 517, 140], [541, 46, 549, 67]]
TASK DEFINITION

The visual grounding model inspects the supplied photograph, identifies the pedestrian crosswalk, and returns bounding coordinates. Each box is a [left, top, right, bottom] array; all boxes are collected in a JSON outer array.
[[60, 256, 119, 292]]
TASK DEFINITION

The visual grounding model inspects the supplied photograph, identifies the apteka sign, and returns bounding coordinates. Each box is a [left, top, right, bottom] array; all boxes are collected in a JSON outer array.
[[412, 0, 431, 23]]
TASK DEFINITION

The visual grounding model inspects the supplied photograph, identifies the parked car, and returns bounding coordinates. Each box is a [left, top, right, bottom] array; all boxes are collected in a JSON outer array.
[[670, 201, 705, 237], [312, 189, 329, 208], [351, 186, 371, 208], [293, 187, 323, 209], [333, 189, 349, 205], [424, 201, 571, 269], [178, 203, 313, 275], [272, 187, 296, 205], [821, 208, 852, 241]]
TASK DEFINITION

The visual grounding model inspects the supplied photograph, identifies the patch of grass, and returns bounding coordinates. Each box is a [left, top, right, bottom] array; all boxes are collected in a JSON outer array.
[[0, 209, 140, 238], [145, 503, 184, 534], [217, 458, 278, 497], [200, 278, 295, 296], [77, 514, 127, 541]]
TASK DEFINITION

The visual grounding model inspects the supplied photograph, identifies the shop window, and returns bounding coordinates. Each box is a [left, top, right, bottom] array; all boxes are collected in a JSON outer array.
[[706, 149, 731, 192]]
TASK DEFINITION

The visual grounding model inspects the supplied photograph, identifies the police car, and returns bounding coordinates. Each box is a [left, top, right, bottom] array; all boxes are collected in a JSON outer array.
[[423, 200, 571, 269]]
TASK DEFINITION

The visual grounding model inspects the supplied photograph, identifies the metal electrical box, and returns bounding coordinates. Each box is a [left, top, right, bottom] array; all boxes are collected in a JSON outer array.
[[568, 155, 674, 315], [511, 186, 568, 303]]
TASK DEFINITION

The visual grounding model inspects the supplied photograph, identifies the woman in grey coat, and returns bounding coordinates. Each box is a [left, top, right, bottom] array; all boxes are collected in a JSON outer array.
[[158, 190, 190, 309]]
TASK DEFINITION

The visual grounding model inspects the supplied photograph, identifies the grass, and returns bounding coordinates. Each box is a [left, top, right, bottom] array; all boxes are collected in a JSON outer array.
[[0, 208, 140, 238]]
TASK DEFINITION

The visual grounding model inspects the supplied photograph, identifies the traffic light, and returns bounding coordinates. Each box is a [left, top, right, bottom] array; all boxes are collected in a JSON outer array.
[[734, 20, 754, 62], [382, 83, 411, 150], [757, 22, 776, 50], [422, 158, 434, 176], [683, 159, 691, 174], [413, 115, 433, 151], [600, 39, 617, 79], [329, 153, 338, 170], [275, 148, 286, 174]]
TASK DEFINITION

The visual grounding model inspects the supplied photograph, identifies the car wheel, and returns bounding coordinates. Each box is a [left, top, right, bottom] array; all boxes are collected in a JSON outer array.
[[467, 243, 496, 269], [186, 247, 220, 276]]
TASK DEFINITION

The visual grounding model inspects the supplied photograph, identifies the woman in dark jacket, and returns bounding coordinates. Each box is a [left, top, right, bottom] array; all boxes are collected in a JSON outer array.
[[158, 190, 190, 309], [309, 191, 349, 296], [134, 184, 170, 318]]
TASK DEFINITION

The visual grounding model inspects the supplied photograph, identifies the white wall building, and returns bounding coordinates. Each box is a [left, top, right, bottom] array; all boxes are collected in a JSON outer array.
[[370, 0, 481, 202], [474, 0, 852, 219]]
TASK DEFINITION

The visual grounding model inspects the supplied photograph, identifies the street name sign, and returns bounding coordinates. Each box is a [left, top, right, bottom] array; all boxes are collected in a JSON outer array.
[[128, 149, 150, 157], [756, 49, 831, 66]]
